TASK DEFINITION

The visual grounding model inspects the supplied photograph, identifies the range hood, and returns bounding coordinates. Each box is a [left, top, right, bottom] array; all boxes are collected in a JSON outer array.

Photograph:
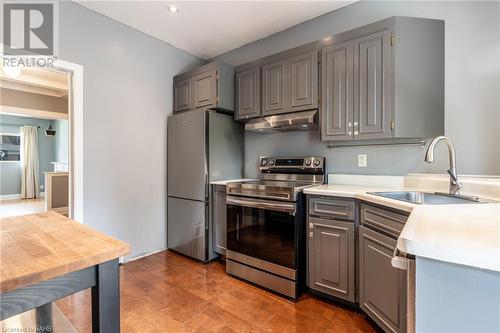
[[245, 110, 318, 133]]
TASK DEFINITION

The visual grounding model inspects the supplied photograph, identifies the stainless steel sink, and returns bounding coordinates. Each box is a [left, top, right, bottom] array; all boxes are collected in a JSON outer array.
[[367, 191, 492, 205]]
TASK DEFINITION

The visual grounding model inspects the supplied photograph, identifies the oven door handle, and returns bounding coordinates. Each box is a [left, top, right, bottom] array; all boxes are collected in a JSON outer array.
[[226, 196, 296, 214]]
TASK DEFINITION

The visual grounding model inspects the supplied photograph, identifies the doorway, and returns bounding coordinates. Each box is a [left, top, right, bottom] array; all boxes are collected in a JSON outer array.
[[0, 61, 83, 221]]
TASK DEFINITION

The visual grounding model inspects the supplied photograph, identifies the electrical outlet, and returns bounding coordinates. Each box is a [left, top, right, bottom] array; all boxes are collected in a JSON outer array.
[[358, 154, 367, 167]]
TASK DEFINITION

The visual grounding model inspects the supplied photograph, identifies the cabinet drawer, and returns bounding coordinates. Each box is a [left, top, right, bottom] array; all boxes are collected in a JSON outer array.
[[360, 204, 408, 238], [309, 197, 355, 221]]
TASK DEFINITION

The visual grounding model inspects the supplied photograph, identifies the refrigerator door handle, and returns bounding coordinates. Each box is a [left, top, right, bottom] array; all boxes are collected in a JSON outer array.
[[205, 172, 209, 200]]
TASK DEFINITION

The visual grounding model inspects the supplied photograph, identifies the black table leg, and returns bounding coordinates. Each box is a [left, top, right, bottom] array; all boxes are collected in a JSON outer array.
[[35, 302, 53, 331], [91, 259, 120, 333]]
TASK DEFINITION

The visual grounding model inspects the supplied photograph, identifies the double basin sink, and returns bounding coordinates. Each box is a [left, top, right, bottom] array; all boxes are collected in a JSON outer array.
[[368, 191, 493, 205]]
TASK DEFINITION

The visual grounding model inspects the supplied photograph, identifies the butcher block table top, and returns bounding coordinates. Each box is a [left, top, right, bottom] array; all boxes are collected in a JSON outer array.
[[0, 212, 130, 293]]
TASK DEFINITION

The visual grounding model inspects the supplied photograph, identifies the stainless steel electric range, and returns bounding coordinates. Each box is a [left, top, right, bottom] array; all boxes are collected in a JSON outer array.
[[225, 156, 325, 299]]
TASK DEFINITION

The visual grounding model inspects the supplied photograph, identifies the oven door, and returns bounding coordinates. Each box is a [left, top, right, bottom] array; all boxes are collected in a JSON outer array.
[[226, 195, 297, 269]]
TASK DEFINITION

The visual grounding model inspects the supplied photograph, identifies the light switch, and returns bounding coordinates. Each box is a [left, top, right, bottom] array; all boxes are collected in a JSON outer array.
[[358, 154, 367, 167]]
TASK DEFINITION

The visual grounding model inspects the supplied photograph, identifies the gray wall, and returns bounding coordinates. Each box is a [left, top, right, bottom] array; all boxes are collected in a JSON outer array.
[[212, 1, 500, 178], [59, 2, 203, 259], [0, 115, 55, 195]]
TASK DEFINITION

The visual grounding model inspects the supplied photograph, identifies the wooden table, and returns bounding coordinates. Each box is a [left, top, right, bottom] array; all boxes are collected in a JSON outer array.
[[0, 212, 130, 332]]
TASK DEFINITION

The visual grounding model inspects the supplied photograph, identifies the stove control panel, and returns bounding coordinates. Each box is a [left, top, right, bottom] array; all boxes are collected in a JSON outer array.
[[259, 157, 325, 170]]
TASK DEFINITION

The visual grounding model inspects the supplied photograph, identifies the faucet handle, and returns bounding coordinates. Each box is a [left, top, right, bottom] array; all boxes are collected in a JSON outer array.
[[446, 169, 458, 182], [447, 169, 463, 195]]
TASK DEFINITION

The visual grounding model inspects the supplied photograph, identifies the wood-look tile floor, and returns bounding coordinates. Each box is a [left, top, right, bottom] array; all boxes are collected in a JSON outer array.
[[57, 250, 378, 333]]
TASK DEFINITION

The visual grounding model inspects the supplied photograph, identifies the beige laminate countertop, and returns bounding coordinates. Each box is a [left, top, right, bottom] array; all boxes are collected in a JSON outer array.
[[0, 212, 130, 292], [304, 184, 500, 272]]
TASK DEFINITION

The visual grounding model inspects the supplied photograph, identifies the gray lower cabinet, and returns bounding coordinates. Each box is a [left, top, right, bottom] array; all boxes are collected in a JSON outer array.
[[308, 217, 355, 302], [359, 226, 407, 333], [235, 66, 260, 120], [212, 185, 227, 255]]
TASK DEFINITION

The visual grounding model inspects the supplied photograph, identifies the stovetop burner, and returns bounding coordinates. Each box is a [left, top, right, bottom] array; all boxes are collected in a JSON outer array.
[[226, 156, 325, 201]]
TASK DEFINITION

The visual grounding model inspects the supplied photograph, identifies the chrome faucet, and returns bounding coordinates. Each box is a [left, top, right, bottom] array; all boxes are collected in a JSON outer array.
[[425, 136, 463, 195]]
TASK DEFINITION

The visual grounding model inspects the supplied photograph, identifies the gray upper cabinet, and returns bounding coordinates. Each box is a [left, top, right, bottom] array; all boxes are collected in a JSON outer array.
[[235, 50, 319, 119], [234, 16, 443, 142], [320, 16, 444, 143], [262, 60, 288, 115], [193, 70, 217, 109], [173, 62, 234, 114], [353, 30, 392, 140], [289, 51, 318, 112], [261, 52, 318, 116], [235, 67, 260, 120], [309, 217, 355, 302], [173, 78, 192, 113], [321, 41, 354, 141]]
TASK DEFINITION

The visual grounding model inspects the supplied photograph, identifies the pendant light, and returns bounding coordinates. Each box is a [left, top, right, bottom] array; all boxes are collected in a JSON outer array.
[[45, 124, 56, 137]]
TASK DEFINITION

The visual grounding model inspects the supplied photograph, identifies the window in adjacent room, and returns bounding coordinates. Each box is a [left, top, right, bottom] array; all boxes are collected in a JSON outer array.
[[0, 133, 21, 161]]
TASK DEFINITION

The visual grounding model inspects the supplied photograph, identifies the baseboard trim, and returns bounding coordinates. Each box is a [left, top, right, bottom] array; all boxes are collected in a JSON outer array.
[[120, 247, 167, 264], [0, 192, 45, 201], [0, 194, 21, 200]]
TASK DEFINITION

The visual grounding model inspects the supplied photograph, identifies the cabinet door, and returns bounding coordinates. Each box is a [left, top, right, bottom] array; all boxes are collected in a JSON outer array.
[[308, 217, 355, 302], [193, 70, 217, 109], [173, 78, 192, 112], [359, 226, 406, 333], [353, 30, 392, 140], [212, 187, 227, 255], [262, 60, 288, 116], [321, 41, 354, 141], [235, 67, 260, 120], [289, 51, 318, 112]]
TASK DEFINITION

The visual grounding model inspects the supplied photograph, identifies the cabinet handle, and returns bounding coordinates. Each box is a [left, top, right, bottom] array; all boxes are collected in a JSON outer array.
[[309, 223, 314, 229], [348, 122, 352, 128], [354, 131, 359, 136], [354, 121, 359, 127], [391, 247, 408, 270], [348, 131, 352, 135], [309, 232, 313, 238]]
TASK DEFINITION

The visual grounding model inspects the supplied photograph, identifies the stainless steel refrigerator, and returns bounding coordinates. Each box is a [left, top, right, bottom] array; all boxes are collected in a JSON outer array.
[[167, 109, 243, 262]]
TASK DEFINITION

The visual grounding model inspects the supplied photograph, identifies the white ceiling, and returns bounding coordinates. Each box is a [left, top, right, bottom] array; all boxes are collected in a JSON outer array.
[[76, 1, 355, 59]]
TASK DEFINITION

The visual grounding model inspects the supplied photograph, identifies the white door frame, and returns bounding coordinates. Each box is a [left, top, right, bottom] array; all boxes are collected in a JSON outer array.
[[53, 59, 84, 223], [1, 56, 84, 223]]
